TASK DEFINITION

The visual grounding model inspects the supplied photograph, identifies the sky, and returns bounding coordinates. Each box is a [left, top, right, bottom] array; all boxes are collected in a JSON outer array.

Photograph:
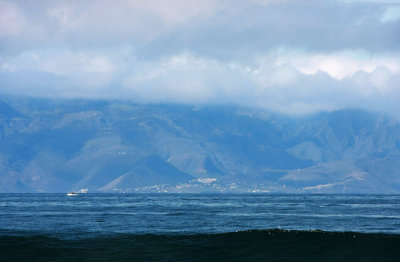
[[0, 0, 399, 115]]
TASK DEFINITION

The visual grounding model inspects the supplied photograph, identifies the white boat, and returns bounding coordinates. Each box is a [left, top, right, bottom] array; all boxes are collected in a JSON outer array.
[[66, 188, 88, 196]]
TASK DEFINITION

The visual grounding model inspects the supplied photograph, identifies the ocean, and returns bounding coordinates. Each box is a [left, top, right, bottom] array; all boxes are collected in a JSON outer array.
[[1, 194, 400, 261]]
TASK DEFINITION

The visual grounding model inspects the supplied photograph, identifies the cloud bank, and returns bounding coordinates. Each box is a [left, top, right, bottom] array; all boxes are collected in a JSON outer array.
[[0, 0, 400, 115]]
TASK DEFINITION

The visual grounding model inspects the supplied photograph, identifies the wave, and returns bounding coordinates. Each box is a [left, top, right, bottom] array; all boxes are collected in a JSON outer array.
[[1, 229, 400, 261]]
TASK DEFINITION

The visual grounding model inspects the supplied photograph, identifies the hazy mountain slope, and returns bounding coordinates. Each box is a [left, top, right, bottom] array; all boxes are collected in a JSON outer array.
[[1, 96, 400, 193]]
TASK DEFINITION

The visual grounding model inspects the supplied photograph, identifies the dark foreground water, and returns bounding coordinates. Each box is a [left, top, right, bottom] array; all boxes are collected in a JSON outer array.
[[1, 194, 400, 261]]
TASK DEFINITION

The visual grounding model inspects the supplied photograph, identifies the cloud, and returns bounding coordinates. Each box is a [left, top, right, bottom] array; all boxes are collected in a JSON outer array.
[[0, 0, 400, 116], [381, 6, 400, 23], [2, 50, 400, 115], [1, 0, 399, 54], [274, 50, 400, 79], [0, 0, 25, 37]]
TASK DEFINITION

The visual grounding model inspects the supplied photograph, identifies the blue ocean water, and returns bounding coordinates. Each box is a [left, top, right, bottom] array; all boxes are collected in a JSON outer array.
[[2, 194, 400, 261], [1, 194, 400, 237]]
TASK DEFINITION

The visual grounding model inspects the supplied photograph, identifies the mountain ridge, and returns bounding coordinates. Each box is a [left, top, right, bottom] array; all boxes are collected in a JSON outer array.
[[1, 96, 400, 193]]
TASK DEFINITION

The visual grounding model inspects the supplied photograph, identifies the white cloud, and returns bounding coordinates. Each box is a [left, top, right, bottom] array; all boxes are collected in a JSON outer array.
[[5, 50, 116, 75], [381, 6, 400, 23], [118, 51, 400, 115], [0, 0, 25, 37], [47, 4, 79, 28], [275, 51, 400, 79], [1, 49, 400, 115], [125, 0, 223, 25], [0, 0, 400, 116], [122, 53, 252, 104]]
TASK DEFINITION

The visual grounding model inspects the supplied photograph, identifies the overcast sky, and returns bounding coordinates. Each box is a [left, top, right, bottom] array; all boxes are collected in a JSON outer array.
[[0, 0, 399, 115]]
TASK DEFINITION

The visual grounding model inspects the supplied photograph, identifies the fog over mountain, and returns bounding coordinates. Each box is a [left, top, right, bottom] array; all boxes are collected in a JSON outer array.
[[0, 0, 400, 115]]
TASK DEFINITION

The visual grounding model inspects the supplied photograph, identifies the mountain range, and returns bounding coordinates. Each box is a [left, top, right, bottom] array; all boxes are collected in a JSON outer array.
[[1, 96, 400, 193]]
